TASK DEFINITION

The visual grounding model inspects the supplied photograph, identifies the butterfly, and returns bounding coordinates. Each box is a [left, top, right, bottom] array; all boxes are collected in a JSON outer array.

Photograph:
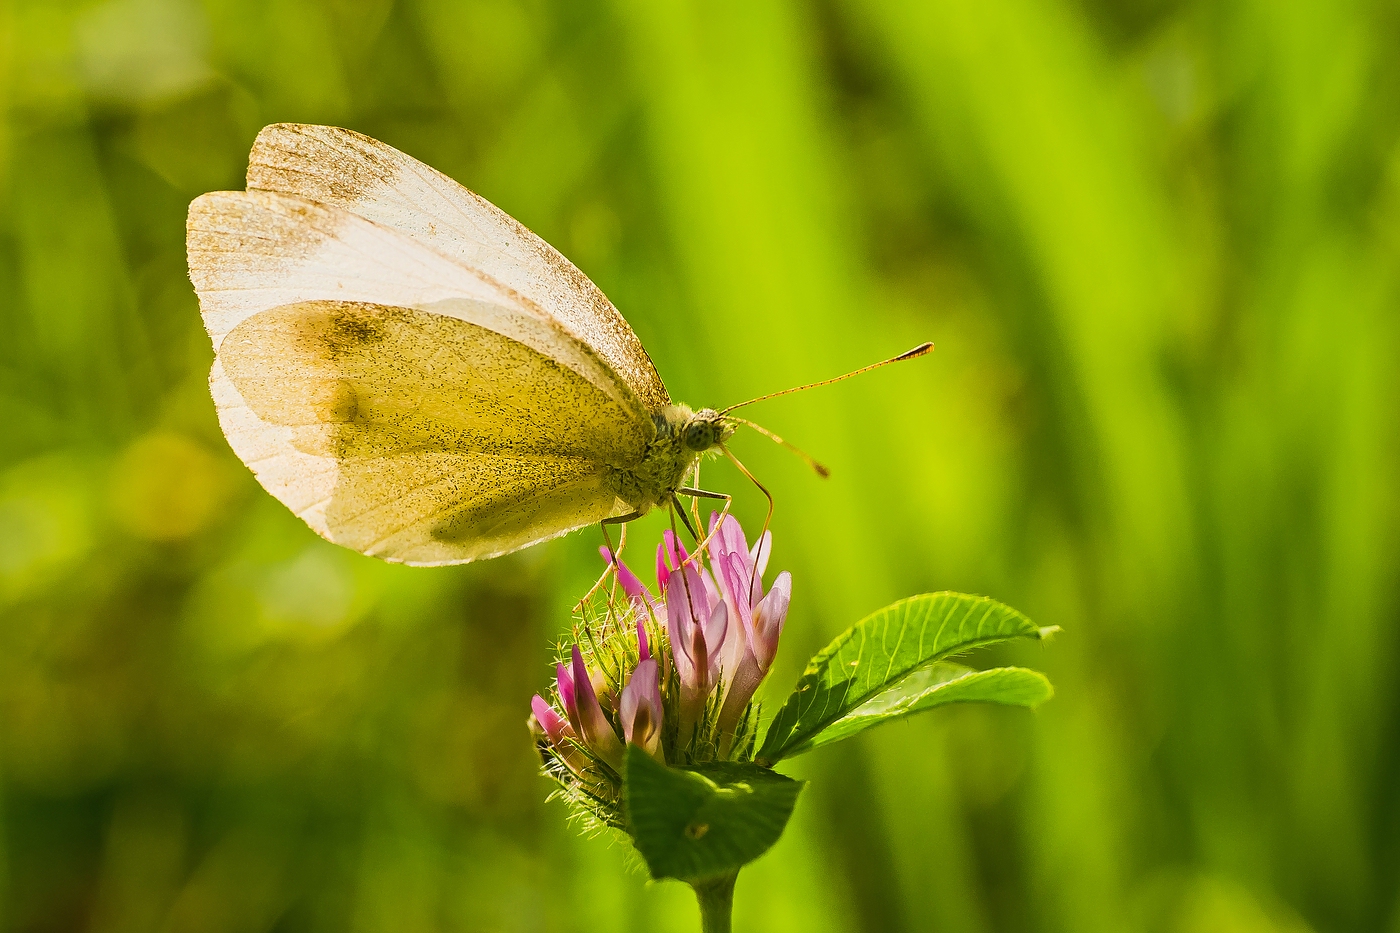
[[187, 124, 928, 566]]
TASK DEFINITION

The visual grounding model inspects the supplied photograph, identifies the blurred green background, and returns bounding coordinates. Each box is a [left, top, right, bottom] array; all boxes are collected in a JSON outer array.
[[2, 0, 1398, 930]]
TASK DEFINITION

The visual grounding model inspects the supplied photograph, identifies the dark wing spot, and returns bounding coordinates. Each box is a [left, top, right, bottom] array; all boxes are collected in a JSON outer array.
[[329, 308, 387, 348], [322, 379, 359, 423]]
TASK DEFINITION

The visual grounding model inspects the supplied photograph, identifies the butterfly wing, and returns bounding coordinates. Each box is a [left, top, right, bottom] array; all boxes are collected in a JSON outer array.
[[216, 300, 640, 564], [188, 188, 641, 413], [243, 123, 671, 414], [187, 189, 653, 565]]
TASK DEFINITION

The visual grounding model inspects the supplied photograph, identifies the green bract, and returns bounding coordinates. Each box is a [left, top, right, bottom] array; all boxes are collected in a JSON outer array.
[[759, 592, 1056, 763], [625, 746, 804, 883], [620, 591, 1055, 889]]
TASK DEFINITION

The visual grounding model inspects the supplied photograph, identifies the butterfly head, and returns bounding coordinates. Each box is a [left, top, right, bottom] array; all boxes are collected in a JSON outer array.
[[681, 408, 735, 453]]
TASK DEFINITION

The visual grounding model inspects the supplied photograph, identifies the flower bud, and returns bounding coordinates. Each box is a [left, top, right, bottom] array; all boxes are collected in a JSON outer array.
[[530, 514, 794, 823], [709, 515, 791, 745], [667, 569, 727, 745], [601, 546, 654, 613], [620, 658, 664, 762], [571, 646, 625, 772], [531, 694, 590, 774]]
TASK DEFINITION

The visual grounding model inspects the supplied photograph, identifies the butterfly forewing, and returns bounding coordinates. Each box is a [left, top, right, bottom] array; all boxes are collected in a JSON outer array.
[[187, 189, 640, 417], [243, 123, 671, 413]]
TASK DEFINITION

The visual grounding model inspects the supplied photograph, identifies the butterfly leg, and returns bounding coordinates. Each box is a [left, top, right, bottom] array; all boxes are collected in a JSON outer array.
[[575, 511, 645, 613], [720, 447, 774, 542], [670, 497, 701, 544], [676, 487, 729, 501], [672, 487, 734, 567], [599, 512, 640, 565], [718, 448, 775, 596], [662, 502, 727, 666], [687, 460, 706, 538]]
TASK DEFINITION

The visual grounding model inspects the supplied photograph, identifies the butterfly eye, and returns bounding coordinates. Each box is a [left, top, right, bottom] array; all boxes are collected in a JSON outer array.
[[682, 418, 718, 452]]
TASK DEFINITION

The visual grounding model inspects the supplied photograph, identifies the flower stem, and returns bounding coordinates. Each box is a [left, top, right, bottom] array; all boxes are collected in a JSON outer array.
[[691, 872, 738, 933]]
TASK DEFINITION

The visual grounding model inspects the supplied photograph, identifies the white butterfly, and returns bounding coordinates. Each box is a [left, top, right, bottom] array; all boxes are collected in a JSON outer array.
[[186, 123, 746, 565], [187, 124, 927, 566]]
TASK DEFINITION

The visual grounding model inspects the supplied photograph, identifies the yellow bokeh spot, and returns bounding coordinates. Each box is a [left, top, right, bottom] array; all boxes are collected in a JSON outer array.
[[109, 432, 233, 541]]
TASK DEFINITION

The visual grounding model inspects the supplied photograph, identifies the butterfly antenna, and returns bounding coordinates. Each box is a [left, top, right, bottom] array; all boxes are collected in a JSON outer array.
[[730, 416, 831, 478], [720, 342, 933, 415]]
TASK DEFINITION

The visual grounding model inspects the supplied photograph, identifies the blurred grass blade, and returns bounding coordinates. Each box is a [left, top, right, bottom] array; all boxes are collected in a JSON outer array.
[[778, 662, 1053, 758], [759, 593, 1052, 763], [624, 745, 803, 883]]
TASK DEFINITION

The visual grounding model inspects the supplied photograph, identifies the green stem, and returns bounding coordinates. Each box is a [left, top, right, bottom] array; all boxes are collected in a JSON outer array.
[[691, 872, 738, 933]]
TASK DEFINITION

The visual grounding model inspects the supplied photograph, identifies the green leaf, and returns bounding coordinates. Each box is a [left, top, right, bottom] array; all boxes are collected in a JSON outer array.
[[624, 745, 804, 883], [779, 663, 1054, 757], [758, 592, 1054, 762]]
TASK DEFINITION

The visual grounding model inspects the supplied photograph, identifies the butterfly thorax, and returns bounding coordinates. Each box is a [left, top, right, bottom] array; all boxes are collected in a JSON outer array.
[[610, 404, 735, 511]]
